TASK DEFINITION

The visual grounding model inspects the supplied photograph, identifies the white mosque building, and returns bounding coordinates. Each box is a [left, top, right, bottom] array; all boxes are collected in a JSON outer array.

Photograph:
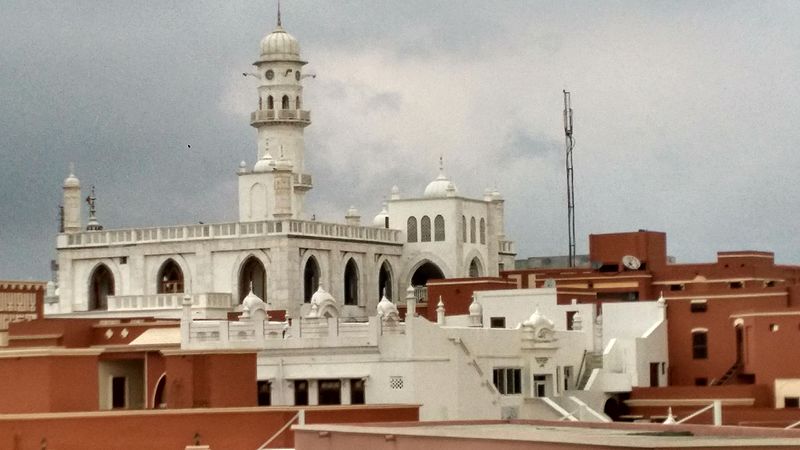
[[48, 16, 516, 320]]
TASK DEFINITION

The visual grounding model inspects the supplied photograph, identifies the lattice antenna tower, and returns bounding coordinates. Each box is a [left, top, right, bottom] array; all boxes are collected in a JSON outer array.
[[563, 90, 576, 268]]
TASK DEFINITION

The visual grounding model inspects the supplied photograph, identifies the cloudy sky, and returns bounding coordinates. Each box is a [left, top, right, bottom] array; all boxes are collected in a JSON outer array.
[[1, 1, 799, 280]]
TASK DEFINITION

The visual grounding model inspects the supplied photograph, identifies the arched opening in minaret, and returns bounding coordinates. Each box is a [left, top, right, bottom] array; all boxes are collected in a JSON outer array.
[[378, 261, 393, 300], [239, 256, 267, 303], [344, 259, 359, 306], [295, 96, 301, 110], [89, 264, 114, 310], [157, 259, 184, 294], [303, 257, 320, 303], [480, 218, 486, 244], [281, 95, 290, 109], [469, 258, 483, 278], [267, 96, 274, 110], [406, 217, 417, 243], [259, 96, 263, 110]]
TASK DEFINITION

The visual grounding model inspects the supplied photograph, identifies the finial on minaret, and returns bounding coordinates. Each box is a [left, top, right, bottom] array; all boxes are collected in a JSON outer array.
[[69, 162, 75, 177], [277, 0, 282, 26], [85, 185, 103, 231], [439, 155, 444, 173]]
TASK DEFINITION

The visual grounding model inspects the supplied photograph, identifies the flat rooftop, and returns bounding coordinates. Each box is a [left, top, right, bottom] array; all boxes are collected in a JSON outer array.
[[294, 420, 800, 448]]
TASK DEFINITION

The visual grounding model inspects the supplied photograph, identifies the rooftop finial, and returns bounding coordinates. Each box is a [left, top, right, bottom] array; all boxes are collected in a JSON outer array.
[[277, 0, 282, 26], [68, 162, 75, 177], [439, 155, 443, 173]]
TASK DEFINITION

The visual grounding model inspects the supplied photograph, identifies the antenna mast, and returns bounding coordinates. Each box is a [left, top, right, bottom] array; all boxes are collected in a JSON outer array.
[[563, 90, 576, 267]]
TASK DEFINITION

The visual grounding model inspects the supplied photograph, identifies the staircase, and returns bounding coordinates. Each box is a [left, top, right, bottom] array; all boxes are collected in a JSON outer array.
[[576, 352, 604, 389], [711, 361, 743, 386]]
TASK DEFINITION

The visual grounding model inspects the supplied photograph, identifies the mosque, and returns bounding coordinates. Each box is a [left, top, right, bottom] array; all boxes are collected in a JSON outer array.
[[49, 14, 516, 320]]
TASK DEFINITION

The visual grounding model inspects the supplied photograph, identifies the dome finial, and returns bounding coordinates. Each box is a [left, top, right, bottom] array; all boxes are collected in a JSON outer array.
[[277, 0, 282, 26], [439, 155, 444, 173], [69, 162, 75, 177]]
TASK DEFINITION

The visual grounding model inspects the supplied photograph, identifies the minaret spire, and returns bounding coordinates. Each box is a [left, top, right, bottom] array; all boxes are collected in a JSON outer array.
[[277, 0, 282, 26]]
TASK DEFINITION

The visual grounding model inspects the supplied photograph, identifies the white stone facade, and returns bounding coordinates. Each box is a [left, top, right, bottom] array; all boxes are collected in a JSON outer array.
[[49, 19, 515, 320]]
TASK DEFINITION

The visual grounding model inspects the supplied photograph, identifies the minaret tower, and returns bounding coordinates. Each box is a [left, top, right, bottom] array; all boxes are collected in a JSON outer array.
[[241, 6, 312, 220], [62, 163, 82, 233]]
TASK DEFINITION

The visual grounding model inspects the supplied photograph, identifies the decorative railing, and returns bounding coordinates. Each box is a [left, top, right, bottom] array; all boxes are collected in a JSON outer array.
[[413, 286, 428, 303], [250, 109, 311, 123], [499, 240, 515, 254], [60, 219, 401, 248], [183, 316, 401, 350], [108, 293, 232, 311], [292, 173, 313, 186]]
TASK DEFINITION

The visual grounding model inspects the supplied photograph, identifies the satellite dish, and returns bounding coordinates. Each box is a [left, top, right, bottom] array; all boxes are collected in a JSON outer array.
[[622, 255, 641, 270], [543, 278, 557, 288]]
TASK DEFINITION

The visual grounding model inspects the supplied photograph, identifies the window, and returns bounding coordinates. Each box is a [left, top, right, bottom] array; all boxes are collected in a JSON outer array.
[[434, 215, 445, 241], [692, 331, 708, 359], [462, 216, 467, 242], [490, 317, 506, 328], [407, 217, 417, 243], [690, 300, 707, 313], [89, 264, 115, 310], [670, 284, 684, 291], [389, 376, 404, 390], [493, 368, 522, 395], [730, 281, 744, 289], [281, 95, 290, 109], [533, 374, 547, 397], [694, 377, 708, 386], [344, 259, 359, 306], [157, 259, 184, 294], [257, 380, 271, 406], [785, 397, 800, 408], [479, 218, 486, 244], [267, 95, 274, 110], [294, 380, 309, 405], [470, 217, 476, 243], [303, 257, 320, 303], [318, 379, 341, 405], [351, 378, 366, 404], [420, 216, 431, 242], [111, 376, 127, 409], [765, 280, 776, 288]]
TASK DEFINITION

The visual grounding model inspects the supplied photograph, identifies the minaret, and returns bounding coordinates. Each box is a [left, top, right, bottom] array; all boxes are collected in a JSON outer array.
[[245, 7, 312, 219], [62, 164, 82, 233]]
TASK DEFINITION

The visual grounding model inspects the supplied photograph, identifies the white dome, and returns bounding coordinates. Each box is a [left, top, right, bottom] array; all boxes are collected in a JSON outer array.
[[63, 170, 80, 188], [424, 172, 458, 198], [372, 203, 389, 227], [523, 308, 554, 329], [310, 286, 335, 306], [253, 152, 274, 173], [376, 293, 399, 318], [260, 26, 302, 62]]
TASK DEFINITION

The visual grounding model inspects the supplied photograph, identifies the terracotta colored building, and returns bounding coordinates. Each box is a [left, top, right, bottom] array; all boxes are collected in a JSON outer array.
[[499, 231, 800, 391], [0, 281, 45, 346]]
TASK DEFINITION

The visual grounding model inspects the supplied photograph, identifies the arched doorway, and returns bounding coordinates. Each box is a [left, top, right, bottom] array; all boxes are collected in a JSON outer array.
[[239, 256, 267, 303], [344, 259, 359, 306], [303, 257, 320, 303], [89, 264, 115, 310], [157, 259, 184, 294], [378, 261, 393, 300], [468, 258, 482, 278], [410, 261, 444, 303]]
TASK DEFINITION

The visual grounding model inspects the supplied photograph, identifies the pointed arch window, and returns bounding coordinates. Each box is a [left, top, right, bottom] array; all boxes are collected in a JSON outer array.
[[157, 259, 184, 294], [296, 96, 301, 110], [89, 264, 114, 311], [407, 217, 418, 243], [479, 218, 486, 244], [462, 216, 467, 242], [420, 216, 432, 242], [282, 95, 290, 109], [267, 96, 274, 110], [303, 257, 320, 303], [344, 259, 359, 306], [470, 217, 476, 243], [469, 258, 482, 278], [259, 96, 263, 110], [239, 256, 267, 303], [379, 261, 393, 300], [434, 215, 445, 241]]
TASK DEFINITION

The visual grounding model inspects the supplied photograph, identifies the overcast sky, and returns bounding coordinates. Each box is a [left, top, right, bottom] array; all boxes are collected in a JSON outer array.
[[1, 1, 799, 280]]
